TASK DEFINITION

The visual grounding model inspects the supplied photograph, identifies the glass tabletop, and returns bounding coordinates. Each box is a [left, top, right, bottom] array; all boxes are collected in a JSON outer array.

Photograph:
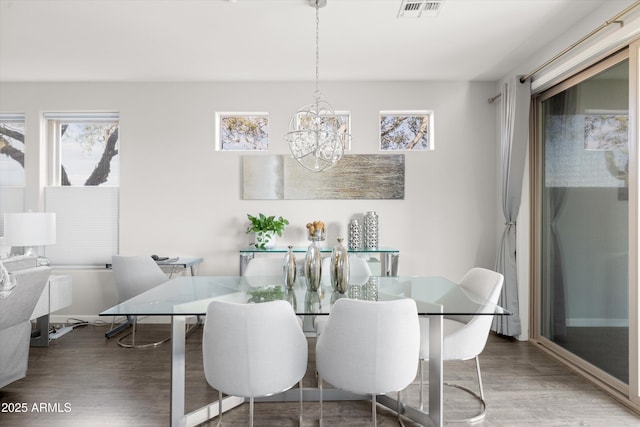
[[100, 275, 509, 317], [239, 246, 399, 253]]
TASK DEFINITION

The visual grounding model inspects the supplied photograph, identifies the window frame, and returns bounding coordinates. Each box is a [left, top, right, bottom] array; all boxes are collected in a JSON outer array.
[[44, 112, 119, 187], [43, 112, 120, 267]]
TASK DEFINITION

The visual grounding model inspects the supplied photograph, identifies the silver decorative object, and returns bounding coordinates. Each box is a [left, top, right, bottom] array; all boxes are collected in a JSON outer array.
[[330, 237, 350, 294], [283, 245, 297, 290], [348, 219, 362, 250], [364, 276, 379, 301], [364, 211, 379, 249], [304, 238, 322, 291], [347, 283, 361, 300]]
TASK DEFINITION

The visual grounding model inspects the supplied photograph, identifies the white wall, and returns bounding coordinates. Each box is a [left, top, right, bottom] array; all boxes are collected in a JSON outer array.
[[0, 80, 499, 319]]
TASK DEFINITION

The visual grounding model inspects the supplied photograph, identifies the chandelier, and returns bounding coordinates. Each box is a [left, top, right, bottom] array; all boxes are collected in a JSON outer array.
[[284, 0, 350, 172]]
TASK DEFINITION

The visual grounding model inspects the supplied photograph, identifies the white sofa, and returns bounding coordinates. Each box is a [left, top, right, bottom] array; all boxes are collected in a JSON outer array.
[[0, 256, 51, 388]]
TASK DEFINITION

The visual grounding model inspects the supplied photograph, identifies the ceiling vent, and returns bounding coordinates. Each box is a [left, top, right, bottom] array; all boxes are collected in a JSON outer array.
[[397, 0, 444, 18]]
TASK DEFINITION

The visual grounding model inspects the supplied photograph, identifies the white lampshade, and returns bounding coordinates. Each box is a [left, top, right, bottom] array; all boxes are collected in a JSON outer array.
[[4, 212, 57, 247]]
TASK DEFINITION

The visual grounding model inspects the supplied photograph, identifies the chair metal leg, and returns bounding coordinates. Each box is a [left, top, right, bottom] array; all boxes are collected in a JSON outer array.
[[419, 358, 425, 410], [319, 375, 323, 427], [298, 380, 303, 426], [475, 355, 485, 401], [418, 356, 487, 423], [372, 394, 377, 426], [185, 315, 202, 338], [396, 390, 407, 426], [217, 390, 223, 427], [443, 356, 487, 423], [109, 315, 197, 349], [132, 317, 136, 345], [249, 396, 254, 427], [105, 315, 133, 338], [116, 316, 171, 349]]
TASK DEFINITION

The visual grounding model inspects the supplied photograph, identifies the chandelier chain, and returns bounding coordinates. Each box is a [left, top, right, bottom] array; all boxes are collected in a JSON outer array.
[[284, 0, 350, 173], [315, 0, 320, 101]]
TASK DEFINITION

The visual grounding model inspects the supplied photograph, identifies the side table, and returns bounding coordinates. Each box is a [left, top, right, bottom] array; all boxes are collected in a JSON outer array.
[[30, 274, 73, 347]]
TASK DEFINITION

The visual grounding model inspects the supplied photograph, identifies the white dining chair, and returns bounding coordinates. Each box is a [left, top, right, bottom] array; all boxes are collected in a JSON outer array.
[[315, 255, 372, 336], [202, 299, 308, 426], [418, 267, 504, 422], [315, 298, 420, 426], [110, 255, 172, 348]]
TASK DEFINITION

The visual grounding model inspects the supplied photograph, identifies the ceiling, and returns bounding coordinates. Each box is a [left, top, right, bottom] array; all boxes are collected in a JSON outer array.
[[0, 0, 629, 83]]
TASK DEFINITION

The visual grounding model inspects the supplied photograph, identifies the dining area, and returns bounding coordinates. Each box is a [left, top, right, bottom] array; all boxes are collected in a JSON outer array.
[[100, 253, 508, 427]]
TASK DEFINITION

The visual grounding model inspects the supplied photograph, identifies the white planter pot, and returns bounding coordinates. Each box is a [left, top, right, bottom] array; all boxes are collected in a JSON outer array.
[[255, 231, 276, 248]]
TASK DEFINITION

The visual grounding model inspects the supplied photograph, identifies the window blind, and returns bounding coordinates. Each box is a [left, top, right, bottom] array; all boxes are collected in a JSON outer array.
[[44, 186, 119, 267]]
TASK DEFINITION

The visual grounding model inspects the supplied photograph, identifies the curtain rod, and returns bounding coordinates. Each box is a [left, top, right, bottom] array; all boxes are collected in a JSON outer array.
[[519, 0, 640, 83], [488, 93, 502, 104]]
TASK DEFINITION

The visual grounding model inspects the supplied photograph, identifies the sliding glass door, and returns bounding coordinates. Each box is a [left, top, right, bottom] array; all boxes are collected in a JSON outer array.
[[535, 51, 630, 385]]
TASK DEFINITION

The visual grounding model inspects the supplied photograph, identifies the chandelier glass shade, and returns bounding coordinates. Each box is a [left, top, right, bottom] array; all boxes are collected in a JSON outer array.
[[284, 97, 349, 172], [284, 0, 349, 172]]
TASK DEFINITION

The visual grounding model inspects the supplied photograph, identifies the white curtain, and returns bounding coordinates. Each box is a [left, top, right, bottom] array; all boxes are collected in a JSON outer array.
[[492, 76, 530, 336]]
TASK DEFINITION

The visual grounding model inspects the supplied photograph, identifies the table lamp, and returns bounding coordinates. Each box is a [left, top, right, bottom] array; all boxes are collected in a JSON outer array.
[[4, 212, 56, 262]]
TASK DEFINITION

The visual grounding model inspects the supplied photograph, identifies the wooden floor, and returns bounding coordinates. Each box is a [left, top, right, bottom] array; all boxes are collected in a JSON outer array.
[[2, 323, 640, 426]]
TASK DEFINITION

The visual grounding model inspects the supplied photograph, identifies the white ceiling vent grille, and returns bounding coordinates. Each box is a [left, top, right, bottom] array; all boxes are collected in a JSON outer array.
[[397, 0, 444, 18]]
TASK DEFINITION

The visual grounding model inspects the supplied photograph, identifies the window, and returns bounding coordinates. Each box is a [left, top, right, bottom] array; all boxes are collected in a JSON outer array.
[[44, 113, 120, 266], [0, 114, 26, 235], [215, 112, 269, 151], [45, 113, 119, 186], [0, 113, 25, 187], [379, 110, 434, 151]]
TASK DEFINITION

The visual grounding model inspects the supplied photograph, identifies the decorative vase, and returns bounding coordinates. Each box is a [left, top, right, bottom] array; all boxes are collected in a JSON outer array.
[[364, 211, 379, 249], [330, 238, 350, 294], [348, 219, 362, 250], [304, 238, 322, 291], [364, 276, 379, 301], [283, 245, 297, 289]]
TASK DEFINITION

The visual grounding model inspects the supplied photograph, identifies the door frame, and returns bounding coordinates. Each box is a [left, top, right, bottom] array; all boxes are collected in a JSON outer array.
[[530, 47, 639, 411]]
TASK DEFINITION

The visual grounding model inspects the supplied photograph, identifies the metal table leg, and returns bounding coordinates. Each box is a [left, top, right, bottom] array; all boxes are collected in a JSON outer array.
[[376, 313, 443, 427], [379, 252, 400, 276], [171, 316, 186, 427], [239, 253, 254, 275], [429, 313, 443, 426]]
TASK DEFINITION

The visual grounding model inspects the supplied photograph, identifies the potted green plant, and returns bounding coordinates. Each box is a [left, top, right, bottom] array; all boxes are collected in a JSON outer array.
[[246, 213, 289, 249]]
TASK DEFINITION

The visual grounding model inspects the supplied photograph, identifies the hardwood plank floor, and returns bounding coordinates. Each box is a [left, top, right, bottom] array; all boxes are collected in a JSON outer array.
[[1, 323, 640, 426]]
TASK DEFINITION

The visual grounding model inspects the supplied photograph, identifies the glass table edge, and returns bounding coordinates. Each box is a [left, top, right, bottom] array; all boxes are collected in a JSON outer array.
[[239, 246, 399, 253], [98, 273, 512, 318]]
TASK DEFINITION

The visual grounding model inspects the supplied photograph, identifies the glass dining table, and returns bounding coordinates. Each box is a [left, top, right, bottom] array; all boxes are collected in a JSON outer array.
[[100, 274, 509, 427]]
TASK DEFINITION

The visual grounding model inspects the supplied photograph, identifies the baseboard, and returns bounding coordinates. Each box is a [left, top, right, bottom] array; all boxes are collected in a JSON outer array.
[[49, 314, 174, 325]]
